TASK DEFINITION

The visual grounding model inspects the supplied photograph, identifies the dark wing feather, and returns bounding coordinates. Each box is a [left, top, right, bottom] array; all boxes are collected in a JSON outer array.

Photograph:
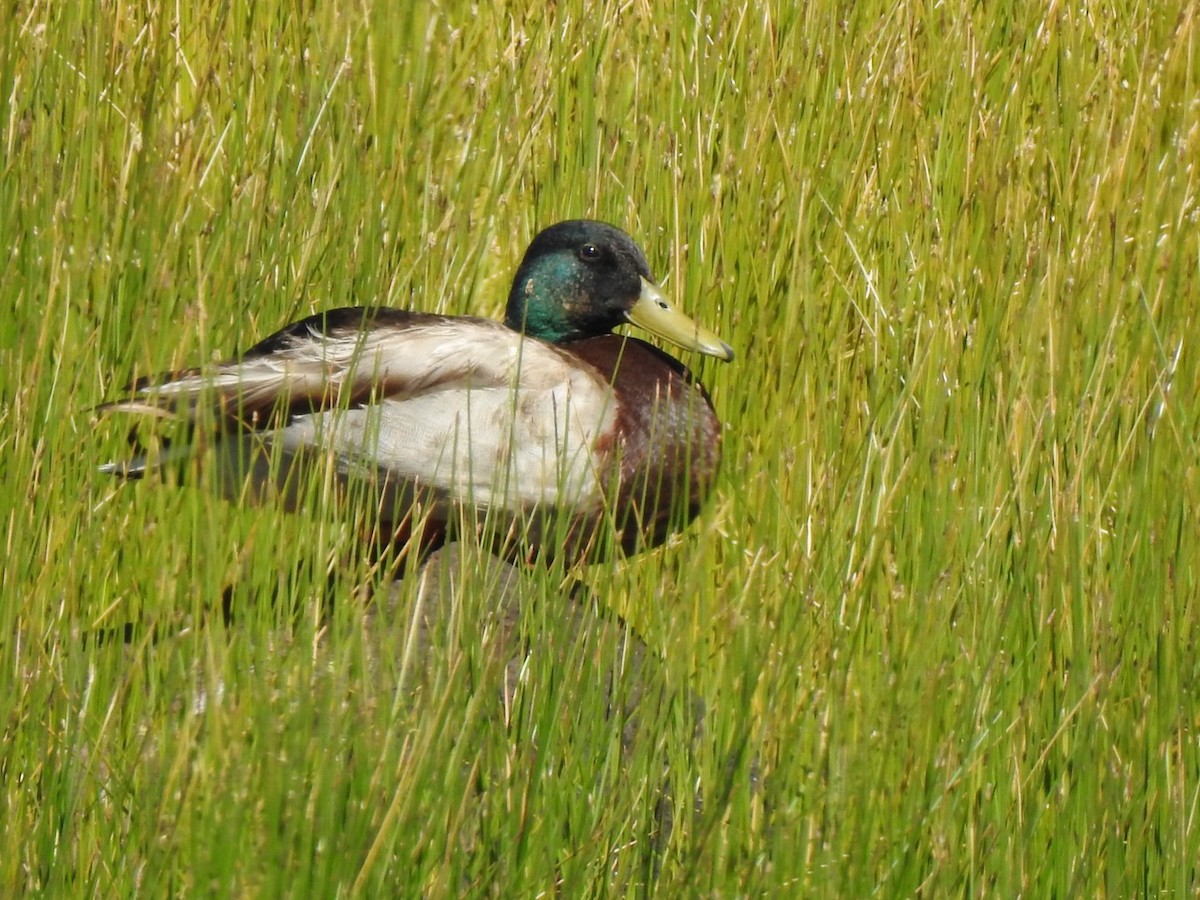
[[98, 308, 462, 430]]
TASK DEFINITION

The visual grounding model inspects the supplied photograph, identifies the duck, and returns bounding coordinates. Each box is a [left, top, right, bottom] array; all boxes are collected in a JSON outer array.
[[100, 220, 734, 563]]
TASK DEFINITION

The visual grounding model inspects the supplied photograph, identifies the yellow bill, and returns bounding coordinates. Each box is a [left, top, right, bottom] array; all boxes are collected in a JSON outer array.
[[624, 277, 735, 362]]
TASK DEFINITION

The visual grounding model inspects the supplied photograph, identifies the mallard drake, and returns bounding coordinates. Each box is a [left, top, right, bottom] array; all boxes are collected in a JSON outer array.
[[100, 220, 734, 562]]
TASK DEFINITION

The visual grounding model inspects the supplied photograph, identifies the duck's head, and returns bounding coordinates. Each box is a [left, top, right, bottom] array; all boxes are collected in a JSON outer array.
[[505, 220, 734, 362]]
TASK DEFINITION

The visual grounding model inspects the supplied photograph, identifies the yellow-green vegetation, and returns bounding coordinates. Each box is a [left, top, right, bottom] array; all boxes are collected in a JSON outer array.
[[3, 0, 1198, 894]]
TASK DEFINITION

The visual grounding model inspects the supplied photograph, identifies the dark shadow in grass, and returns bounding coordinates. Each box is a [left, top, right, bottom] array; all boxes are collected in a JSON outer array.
[[370, 545, 759, 890], [366, 544, 697, 885], [77, 544, 752, 889]]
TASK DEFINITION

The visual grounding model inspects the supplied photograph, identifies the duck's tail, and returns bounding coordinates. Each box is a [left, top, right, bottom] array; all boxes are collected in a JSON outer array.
[[98, 441, 199, 479], [94, 374, 201, 479]]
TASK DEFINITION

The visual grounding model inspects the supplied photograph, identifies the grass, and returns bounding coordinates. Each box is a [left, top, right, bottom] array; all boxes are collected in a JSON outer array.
[[3, 0, 1199, 894]]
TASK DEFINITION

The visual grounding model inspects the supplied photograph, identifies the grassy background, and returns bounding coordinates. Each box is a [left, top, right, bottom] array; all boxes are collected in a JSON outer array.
[[3, 0, 1199, 894]]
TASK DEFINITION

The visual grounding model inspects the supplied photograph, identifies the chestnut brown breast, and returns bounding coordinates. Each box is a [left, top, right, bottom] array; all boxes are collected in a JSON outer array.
[[568, 335, 723, 555]]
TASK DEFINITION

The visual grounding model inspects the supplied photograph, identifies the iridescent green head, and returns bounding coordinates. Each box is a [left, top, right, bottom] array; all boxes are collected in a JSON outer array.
[[504, 220, 734, 361]]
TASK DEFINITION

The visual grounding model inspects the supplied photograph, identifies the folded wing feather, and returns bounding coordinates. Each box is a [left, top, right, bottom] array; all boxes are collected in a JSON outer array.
[[101, 314, 620, 513]]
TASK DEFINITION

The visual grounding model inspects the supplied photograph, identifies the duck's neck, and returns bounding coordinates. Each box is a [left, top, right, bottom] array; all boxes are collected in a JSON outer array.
[[505, 257, 615, 343], [506, 286, 577, 342]]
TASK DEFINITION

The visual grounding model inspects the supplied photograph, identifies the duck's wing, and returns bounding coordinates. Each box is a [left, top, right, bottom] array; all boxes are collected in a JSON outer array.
[[100, 309, 501, 426], [99, 308, 621, 514]]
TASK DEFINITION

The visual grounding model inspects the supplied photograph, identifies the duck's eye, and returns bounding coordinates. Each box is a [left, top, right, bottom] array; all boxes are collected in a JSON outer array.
[[577, 243, 601, 262]]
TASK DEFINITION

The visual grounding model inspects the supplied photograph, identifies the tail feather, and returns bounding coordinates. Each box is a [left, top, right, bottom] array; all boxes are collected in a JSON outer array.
[[99, 441, 199, 479], [98, 456, 150, 479], [96, 365, 257, 479]]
